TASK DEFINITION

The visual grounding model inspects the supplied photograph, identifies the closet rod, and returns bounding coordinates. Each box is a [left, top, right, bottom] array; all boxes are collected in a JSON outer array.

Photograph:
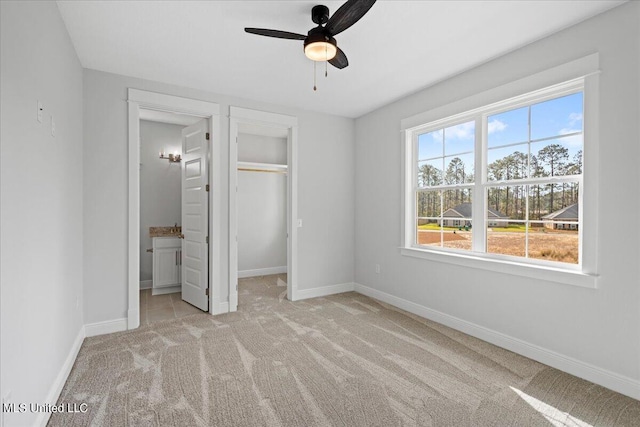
[[238, 167, 287, 174]]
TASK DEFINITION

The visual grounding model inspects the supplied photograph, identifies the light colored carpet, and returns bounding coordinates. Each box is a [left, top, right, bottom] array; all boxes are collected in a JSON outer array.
[[50, 275, 640, 426]]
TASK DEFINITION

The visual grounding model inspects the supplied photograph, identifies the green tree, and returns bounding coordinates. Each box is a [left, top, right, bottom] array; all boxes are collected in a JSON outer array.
[[418, 164, 442, 217], [445, 157, 466, 207], [537, 144, 568, 212]]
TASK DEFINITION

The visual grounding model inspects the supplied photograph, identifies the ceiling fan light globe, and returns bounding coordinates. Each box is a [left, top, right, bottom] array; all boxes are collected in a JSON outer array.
[[304, 41, 337, 61]]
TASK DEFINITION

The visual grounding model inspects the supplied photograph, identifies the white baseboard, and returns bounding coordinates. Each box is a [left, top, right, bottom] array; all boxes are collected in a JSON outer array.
[[353, 283, 640, 400], [238, 266, 287, 278], [151, 285, 180, 296], [35, 326, 85, 427], [139, 280, 152, 290], [293, 282, 355, 301], [84, 318, 128, 337]]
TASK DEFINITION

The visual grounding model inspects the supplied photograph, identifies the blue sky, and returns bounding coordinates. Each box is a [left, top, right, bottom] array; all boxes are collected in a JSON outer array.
[[418, 92, 584, 179]]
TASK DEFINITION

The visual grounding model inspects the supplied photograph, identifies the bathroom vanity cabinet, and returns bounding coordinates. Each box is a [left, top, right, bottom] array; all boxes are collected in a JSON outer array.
[[152, 237, 181, 295]]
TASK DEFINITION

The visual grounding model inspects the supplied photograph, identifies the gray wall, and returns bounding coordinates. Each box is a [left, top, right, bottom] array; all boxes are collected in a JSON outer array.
[[83, 69, 355, 324], [238, 133, 287, 164], [139, 120, 183, 282], [354, 1, 639, 384], [237, 133, 287, 275], [0, 2, 84, 426]]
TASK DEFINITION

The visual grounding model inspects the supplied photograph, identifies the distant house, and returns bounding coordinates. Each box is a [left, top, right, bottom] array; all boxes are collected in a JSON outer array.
[[439, 203, 508, 228], [542, 203, 579, 230]]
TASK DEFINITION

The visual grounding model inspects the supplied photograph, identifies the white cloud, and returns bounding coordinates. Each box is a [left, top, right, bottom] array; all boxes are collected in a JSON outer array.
[[446, 121, 475, 140], [487, 119, 507, 134], [431, 129, 444, 142], [568, 112, 583, 127]]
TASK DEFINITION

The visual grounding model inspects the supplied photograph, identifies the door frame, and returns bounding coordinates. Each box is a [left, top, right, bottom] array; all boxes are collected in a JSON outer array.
[[127, 89, 220, 329], [229, 107, 299, 309]]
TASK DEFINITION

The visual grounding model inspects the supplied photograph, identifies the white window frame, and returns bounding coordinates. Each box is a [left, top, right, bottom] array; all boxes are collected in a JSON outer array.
[[400, 54, 600, 289]]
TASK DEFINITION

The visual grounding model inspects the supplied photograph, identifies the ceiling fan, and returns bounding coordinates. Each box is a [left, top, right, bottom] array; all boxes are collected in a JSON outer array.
[[245, 0, 377, 72]]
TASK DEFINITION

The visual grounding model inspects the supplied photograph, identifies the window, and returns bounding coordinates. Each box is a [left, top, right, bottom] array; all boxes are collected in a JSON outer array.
[[417, 121, 475, 251], [407, 80, 585, 269]]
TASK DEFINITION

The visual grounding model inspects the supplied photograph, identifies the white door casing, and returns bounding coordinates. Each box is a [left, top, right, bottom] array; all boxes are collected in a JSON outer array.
[[181, 119, 209, 311]]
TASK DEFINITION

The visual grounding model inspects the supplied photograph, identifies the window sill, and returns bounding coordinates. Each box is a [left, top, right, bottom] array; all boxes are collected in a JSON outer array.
[[400, 247, 598, 289]]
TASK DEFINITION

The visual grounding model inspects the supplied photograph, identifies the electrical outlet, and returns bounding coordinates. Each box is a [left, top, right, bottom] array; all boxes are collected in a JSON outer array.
[[297, 219, 303, 227], [375, 264, 380, 274], [37, 100, 43, 123]]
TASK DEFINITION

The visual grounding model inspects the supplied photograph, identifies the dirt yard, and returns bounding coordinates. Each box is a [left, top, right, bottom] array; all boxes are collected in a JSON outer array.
[[417, 229, 578, 264]]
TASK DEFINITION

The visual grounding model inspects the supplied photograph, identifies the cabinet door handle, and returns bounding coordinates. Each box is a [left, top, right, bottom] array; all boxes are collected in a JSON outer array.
[[175, 250, 178, 265]]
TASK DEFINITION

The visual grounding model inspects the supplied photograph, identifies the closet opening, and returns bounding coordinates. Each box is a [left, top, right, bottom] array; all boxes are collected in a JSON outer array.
[[229, 107, 299, 311]]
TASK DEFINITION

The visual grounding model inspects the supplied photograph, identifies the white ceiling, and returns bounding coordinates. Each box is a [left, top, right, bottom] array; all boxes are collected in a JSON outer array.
[[57, 0, 623, 118]]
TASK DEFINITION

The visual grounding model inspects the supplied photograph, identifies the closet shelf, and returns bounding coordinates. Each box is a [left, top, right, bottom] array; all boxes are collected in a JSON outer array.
[[237, 161, 287, 173]]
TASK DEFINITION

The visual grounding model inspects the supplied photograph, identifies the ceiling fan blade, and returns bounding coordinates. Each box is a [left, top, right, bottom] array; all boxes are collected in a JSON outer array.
[[244, 28, 306, 40], [325, 0, 376, 36], [329, 47, 349, 69]]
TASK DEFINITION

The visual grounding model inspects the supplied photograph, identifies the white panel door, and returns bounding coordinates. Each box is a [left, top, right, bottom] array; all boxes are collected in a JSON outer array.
[[181, 119, 209, 311]]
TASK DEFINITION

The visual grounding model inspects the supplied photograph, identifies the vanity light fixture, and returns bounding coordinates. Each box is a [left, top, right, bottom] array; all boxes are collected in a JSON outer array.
[[159, 151, 181, 163]]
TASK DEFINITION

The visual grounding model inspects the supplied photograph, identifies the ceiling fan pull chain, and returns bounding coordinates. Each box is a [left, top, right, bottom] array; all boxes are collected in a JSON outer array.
[[313, 61, 317, 91]]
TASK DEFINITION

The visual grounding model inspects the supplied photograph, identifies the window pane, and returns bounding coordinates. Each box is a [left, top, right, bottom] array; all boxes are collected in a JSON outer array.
[[416, 190, 441, 218], [417, 159, 443, 187], [487, 185, 526, 258], [416, 191, 442, 247], [531, 183, 579, 222], [443, 188, 472, 213], [417, 225, 442, 247], [531, 92, 583, 141], [417, 219, 442, 247], [486, 185, 526, 221], [444, 121, 475, 156], [487, 223, 526, 258], [418, 130, 443, 160], [444, 153, 474, 184], [443, 228, 472, 250], [487, 106, 529, 148], [531, 183, 575, 216], [528, 184, 546, 220], [441, 192, 472, 250], [530, 136, 582, 178], [487, 145, 529, 181], [528, 221, 579, 264]]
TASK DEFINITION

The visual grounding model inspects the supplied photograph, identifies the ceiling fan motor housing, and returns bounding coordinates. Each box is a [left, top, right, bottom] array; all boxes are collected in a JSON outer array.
[[311, 5, 330, 25]]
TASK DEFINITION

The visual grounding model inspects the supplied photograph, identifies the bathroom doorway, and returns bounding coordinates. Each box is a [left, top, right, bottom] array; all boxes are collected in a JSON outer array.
[[138, 111, 208, 324], [127, 89, 220, 329]]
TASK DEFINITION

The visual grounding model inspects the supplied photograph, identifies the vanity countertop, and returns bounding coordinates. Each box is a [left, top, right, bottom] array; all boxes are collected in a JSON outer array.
[[149, 226, 181, 238]]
